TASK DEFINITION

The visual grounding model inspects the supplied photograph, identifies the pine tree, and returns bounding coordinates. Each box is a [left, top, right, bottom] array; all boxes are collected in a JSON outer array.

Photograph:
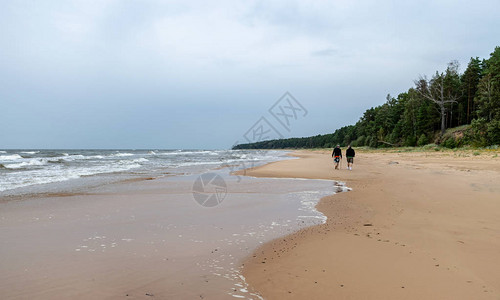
[[460, 57, 482, 123]]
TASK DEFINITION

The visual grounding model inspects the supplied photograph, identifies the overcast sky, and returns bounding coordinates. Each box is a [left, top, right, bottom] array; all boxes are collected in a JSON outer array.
[[1, 0, 499, 149]]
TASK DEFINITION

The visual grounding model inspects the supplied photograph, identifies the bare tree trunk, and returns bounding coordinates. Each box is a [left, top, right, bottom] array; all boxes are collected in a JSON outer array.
[[467, 82, 471, 123], [441, 105, 446, 136], [415, 73, 458, 137]]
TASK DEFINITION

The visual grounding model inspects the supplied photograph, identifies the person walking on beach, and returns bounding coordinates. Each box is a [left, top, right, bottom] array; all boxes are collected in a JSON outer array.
[[346, 145, 355, 170], [332, 145, 342, 170]]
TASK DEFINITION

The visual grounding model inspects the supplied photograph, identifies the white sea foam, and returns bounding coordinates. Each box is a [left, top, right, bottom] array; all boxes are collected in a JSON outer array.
[[61, 155, 85, 161], [175, 161, 222, 167], [0, 157, 146, 192], [157, 150, 230, 157], [112, 153, 134, 157], [124, 158, 149, 163], [156, 152, 179, 156], [0, 154, 23, 161], [20, 151, 40, 154], [61, 154, 106, 161], [87, 155, 105, 159], [3, 159, 47, 169], [171, 150, 213, 155]]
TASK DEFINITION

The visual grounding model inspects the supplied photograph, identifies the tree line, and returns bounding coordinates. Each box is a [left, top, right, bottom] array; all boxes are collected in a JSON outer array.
[[234, 46, 500, 150]]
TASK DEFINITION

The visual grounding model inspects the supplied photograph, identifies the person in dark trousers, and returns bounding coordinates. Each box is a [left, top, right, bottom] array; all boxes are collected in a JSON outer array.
[[332, 144, 342, 170], [346, 145, 355, 170]]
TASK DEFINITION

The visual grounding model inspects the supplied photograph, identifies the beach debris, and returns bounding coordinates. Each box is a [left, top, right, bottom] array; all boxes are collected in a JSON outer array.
[[363, 223, 373, 226], [145, 293, 154, 296], [388, 161, 399, 165]]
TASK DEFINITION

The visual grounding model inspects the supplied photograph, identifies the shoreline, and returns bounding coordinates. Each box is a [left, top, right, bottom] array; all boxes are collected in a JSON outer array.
[[239, 149, 500, 299]]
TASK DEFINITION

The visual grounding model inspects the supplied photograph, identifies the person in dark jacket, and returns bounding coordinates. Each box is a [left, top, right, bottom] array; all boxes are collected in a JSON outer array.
[[346, 145, 355, 170], [332, 144, 342, 170]]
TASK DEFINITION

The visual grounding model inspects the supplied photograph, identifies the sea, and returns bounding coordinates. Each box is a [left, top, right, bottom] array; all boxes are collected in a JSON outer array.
[[0, 149, 285, 196], [0, 149, 348, 299]]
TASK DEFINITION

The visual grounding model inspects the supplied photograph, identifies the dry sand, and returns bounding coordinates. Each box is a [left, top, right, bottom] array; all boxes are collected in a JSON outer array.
[[240, 149, 500, 299]]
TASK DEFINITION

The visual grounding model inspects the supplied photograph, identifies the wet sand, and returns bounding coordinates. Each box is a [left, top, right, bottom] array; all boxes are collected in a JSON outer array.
[[241, 149, 500, 299]]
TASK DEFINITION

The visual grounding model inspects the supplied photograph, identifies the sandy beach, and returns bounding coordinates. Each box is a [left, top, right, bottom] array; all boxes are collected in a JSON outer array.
[[241, 149, 500, 299], [1, 149, 500, 299]]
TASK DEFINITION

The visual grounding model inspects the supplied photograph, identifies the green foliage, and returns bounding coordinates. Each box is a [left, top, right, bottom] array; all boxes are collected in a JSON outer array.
[[486, 119, 500, 145], [476, 47, 500, 122], [460, 57, 482, 124], [417, 134, 428, 146], [234, 46, 500, 150], [467, 118, 489, 147], [404, 135, 416, 147], [421, 143, 440, 151], [353, 135, 366, 147], [442, 137, 456, 148]]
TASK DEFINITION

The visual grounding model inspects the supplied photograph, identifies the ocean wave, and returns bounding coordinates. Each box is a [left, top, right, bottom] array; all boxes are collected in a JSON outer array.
[[20, 151, 40, 154], [0, 151, 6, 154], [158, 150, 219, 156], [0, 159, 145, 192], [51, 154, 105, 162], [61, 154, 104, 161], [62, 155, 86, 161], [0, 154, 23, 161], [77, 162, 143, 177], [133, 158, 149, 163], [112, 153, 134, 157], [85, 155, 105, 160], [118, 158, 149, 164], [47, 158, 67, 164], [3, 159, 47, 169], [156, 152, 182, 156], [176, 161, 223, 167]]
